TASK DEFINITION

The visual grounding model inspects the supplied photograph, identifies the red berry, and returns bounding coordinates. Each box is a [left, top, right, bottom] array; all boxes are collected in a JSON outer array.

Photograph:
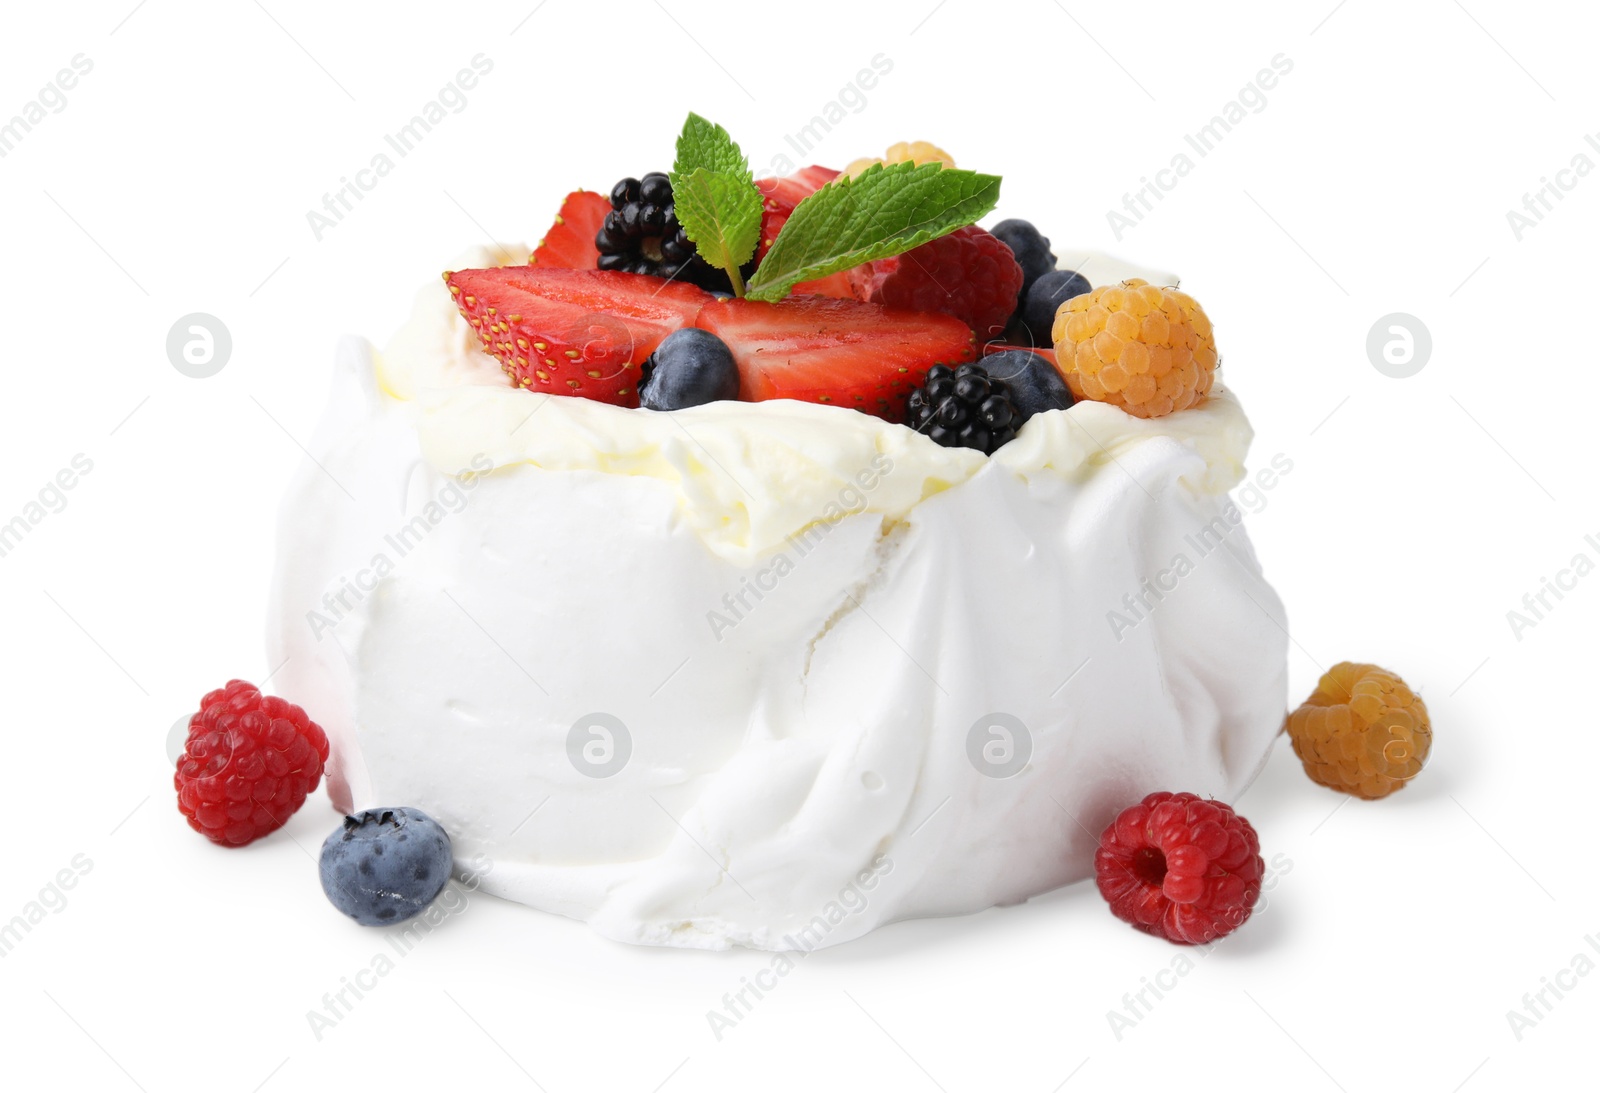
[[755, 164, 838, 259], [694, 295, 975, 420], [530, 190, 610, 270], [174, 680, 330, 847], [849, 225, 1024, 340], [444, 267, 716, 406], [1094, 791, 1264, 945]]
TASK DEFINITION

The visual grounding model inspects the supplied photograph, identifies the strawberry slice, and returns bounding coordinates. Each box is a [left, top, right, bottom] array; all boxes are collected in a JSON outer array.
[[530, 190, 610, 270], [696, 296, 975, 420], [445, 267, 715, 406], [755, 165, 839, 260], [791, 271, 857, 299]]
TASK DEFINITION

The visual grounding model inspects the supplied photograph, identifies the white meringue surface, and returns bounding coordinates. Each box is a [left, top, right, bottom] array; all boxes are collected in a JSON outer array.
[[267, 249, 1287, 951]]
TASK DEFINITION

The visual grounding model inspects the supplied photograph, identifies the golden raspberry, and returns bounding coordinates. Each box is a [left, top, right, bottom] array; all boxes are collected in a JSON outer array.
[[1050, 278, 1217, 419], [843, 141, 957, 179], [1286, 663, 1432, 799]]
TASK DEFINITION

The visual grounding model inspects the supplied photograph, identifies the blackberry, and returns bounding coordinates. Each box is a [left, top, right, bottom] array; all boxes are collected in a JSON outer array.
[[905, 363, 1021, 454], [595, 172, 742, 292]]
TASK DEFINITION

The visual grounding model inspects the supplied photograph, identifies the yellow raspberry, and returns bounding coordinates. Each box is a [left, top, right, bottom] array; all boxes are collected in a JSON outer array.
[[1050, 278, 1217, 418], [1285, 663, 1432, 800], [842, 141, 957, 179]]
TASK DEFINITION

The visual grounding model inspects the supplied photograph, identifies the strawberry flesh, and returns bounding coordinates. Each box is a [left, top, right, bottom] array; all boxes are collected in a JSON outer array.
[[445, 267, 715, 406], [755, 165, 839, 260], [696, 296, 975, 420], [530, 190, 610, 270]]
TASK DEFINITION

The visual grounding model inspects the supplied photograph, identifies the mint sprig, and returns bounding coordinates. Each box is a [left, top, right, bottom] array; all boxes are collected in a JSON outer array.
[[669, 113, 762, 295], [745, 161, 1001, 302]]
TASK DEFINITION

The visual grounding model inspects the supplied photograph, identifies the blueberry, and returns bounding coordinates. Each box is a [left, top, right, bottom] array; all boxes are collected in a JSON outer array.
[[981, 349, 1074, 422], [990, 219, 1057, 294], [319, 807, 453, 927], [1021, 269, 1093, 346], [637, 328, 741, 411]]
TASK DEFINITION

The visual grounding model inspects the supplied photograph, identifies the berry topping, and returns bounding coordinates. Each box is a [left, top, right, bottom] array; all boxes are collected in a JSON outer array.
[[1019, 268, 1092, 346], [1053, 278, 1217, 419], [445, 267, 716, 405], [847, 224, 1024, 340], [596, 171, 737, 291], [990, 218, 1058, 302], [755, 164, 840, 261], [906, 362, 1022, 453], [638, 328, 741, 410], [843, 140, 957, 179], [977, 348, 1074, 422], [173, 680, 329, 847], [1095, 792, 1264, 945], [319, 807, 454, 926], [1286, 663, 1432, 799], [695, 295, 975, 420], [530, 190, 610, 270]]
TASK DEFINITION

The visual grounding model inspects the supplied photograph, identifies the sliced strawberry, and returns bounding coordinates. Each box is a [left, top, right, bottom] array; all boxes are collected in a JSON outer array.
[[696, 296, 975, 420], [445, 268, 715, 406], [755, 165, 839, 260], [791, 271, 857, 299], [530, 190, 609, 270]]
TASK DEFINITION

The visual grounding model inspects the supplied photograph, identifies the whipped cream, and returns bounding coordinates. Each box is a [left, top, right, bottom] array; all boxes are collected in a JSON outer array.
[[268, 245, 1287, 951]]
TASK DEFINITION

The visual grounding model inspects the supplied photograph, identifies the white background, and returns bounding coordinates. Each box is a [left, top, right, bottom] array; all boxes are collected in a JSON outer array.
[[1, 1, 1594, 1089]]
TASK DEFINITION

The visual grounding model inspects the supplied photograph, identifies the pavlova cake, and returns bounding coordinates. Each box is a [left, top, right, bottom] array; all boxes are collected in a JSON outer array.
[[261, 118, 1290, 950]]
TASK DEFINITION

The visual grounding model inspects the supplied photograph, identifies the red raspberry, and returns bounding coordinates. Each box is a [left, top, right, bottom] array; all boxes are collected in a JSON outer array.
[[848, 225, 1024, 339], [174, 680, 329, 847], [1094, 791, 1264, 945]]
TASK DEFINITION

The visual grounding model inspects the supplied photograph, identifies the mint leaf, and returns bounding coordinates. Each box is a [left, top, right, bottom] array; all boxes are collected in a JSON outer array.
[[669, 113, 762, 293], [671, 167, 762, 293], [745, 162, 1001, 302], [672, 112, 749, 179]]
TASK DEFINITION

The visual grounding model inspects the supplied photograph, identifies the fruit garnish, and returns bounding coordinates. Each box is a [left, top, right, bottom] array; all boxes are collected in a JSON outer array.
[[974, 348, 1073, 422], [842, 140, 957, 179], [1095, 791, 1264, 945], [745, 160, 1001, 302], [531, 190, 610, 270], [657, 112, 998, 304], [668, 114, 764, 295], [1052, 278, 1216, 419], [990, 218, 1057, 302], [638, 328, 740, 411], [319, 808, 453, 926], [174, 680, 329, 847], [1286, 663, 1432, 799], [756, 164, 840, 259], [445, 267, 715, 406], [906, 363, 1022, 453], [1019, 269, 1091, 346], [847, 223, 1023, 339], [695, 295, 974, 419], [981, 342, 1058, 369], [595, 172, 730, 290]]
